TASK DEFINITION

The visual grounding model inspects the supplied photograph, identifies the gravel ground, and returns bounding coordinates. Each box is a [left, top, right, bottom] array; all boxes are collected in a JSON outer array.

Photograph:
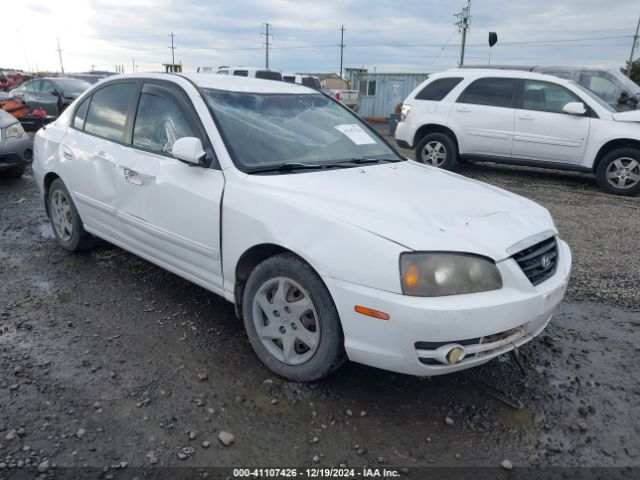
[[0, 129, 639, 476]]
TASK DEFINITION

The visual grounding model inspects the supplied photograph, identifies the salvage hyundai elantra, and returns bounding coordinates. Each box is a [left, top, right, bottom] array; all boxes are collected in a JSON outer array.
[[33, 73, 571, 381]]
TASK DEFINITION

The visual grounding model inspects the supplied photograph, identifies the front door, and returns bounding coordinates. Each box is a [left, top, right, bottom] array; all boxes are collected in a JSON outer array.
[[512, 79, 590, 164], [114, 82, 224, 289]]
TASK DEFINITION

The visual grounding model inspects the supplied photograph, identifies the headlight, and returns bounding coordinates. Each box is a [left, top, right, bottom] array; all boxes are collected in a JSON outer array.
[[400, 252, 502, 297], [5, 122, 25, 139]]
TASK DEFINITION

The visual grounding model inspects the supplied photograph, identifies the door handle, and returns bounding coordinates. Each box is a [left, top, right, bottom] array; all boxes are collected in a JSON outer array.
[[518, 114, 535, 120], [123, 168, 143, 186], [456, 106, 471, 113], [62, 146, 73, 160]]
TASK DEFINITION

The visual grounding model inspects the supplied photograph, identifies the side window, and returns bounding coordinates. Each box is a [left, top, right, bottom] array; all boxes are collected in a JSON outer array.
[[459, 77, 516, 108], [41, 80, 56, 95], [84, 83, 137, 142], [132, 87, 198, 154], [578, 73, 618, 103], [233, 70, 249, 77], [73, 96, 90, 129], [521, 80, 580, 114], [415, 77, 463, 101]]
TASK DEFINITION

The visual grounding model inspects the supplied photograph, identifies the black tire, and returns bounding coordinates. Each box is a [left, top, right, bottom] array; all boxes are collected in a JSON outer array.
[[595, 148, 640, 196], [3, 166, 26, 178], [415, 132, 458, 170], [242, 253, 346, 382], [48, 178, 94, 251]]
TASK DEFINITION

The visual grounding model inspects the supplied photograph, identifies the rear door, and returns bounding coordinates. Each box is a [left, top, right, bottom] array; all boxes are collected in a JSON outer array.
[[512, 79, 589, 164], [448, 77, 517, 157], [61, 81, 139, 240], [114, 81, 224, 289]]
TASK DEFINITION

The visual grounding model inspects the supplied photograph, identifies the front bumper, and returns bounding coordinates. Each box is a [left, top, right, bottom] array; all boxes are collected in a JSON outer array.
[[325, 238, 571, 376], [0, 133, 33, 170]]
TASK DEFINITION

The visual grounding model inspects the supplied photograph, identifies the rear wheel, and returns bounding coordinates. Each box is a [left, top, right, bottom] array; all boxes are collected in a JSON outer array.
[[596, 148, 640, 196], [242, 253, 346, 382], [48, 178, 94, 251], [415, 132, 458, 170]]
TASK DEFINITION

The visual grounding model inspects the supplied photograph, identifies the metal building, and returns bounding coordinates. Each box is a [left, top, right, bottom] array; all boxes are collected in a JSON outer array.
[[345, 69, 429, 119]]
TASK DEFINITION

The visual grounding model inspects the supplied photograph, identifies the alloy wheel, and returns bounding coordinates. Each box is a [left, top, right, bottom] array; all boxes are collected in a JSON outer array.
[[421, 140, 447, 167], [606, 157, 640, 189]]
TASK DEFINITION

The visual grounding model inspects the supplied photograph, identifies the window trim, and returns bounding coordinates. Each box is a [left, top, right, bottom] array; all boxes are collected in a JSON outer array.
[[457, 76, 519, 109], [68, 78, 220, 169]]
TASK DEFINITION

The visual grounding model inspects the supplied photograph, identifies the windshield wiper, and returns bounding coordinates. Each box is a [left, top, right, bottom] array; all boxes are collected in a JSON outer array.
[[333, 156, 404, 166], [246, 162, 349, 174]]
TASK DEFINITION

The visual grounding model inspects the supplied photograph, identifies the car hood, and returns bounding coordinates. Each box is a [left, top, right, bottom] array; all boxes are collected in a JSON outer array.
[[611, 110, 640, 122], [244, 161, 556, 261]]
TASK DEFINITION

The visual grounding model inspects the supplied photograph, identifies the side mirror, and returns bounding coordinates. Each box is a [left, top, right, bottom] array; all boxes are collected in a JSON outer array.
[[49, 89, 60, 96], [562, 102, 586, 116], [172, 137, 207, 166], [618, 91, 630, 105]]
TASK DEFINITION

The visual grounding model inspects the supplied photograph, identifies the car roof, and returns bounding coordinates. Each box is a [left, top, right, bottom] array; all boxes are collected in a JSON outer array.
[[100, 72, 316, 94], [438, 68, 575, 85]]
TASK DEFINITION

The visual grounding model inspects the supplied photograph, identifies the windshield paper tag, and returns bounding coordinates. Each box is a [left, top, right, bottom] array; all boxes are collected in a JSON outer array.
[[334, 124, 377, 145]]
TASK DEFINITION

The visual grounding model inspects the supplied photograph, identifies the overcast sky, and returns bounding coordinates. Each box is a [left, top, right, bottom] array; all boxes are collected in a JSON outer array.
[[3, 0, 639, 75]]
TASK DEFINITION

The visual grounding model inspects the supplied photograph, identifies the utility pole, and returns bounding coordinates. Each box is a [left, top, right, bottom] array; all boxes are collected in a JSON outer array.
[[168, 31, 176, 64], [56, 37, 65, 74], [627, 14, 640, 77], [339, 25, 345, 78], [262, 23, 272, 69], [455, 1, 471, 67], [132, 58, 136, 72]]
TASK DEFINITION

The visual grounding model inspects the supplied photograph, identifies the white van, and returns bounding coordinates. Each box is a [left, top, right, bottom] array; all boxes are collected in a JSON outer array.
[[216, 66, 282, 81]]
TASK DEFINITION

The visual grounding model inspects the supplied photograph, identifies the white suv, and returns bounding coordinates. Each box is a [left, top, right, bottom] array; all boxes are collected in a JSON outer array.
[[395, 68, 640, 196]]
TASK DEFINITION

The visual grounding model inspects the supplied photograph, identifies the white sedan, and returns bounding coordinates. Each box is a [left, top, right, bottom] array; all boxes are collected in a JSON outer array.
[[33, 73, 571, 381]]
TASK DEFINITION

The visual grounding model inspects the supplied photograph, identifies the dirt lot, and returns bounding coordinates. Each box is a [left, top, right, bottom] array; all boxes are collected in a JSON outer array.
[[1, 128, 639, 477]]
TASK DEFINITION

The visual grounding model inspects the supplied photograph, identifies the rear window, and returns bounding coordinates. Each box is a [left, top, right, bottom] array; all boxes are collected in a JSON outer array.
[[415, 77, 463, 101], [255, 71, 283, 81], [233, 70, 248, 77], [283, 76, 296, 83], [458, 77, 517, 108]]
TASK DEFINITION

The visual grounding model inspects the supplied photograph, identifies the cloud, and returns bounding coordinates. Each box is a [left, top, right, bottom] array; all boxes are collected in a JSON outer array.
[[2, 0, 638, 74]]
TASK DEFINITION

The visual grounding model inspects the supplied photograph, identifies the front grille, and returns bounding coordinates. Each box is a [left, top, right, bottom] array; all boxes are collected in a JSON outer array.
[[512, 236, 558, 286]]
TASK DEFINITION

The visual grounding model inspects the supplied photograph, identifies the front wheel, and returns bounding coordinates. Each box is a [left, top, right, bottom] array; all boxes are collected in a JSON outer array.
[[596, 148, 640, 196], [242, 253, 346, 382], [415, 132, 458, 170]]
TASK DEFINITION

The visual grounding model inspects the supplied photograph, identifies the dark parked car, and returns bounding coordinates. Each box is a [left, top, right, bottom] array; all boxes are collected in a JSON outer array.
[[10, 77, 91, 117], [0, 109, 32, 178]]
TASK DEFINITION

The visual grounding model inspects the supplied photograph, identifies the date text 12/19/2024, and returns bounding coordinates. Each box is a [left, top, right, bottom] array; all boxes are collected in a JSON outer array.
[[232, 468, 402, 478]]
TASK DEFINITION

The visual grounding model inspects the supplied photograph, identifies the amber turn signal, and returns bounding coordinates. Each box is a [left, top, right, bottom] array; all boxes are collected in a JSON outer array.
[[404, 264, 420, 289], [354, 305, 390, 321]]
